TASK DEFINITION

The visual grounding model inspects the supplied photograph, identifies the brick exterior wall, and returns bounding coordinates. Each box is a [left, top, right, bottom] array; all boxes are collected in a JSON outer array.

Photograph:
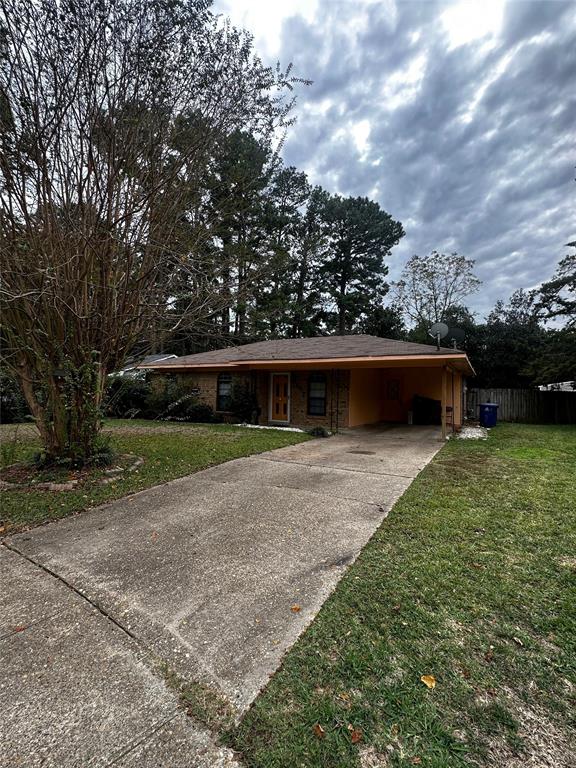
[[149, 371, 252, 421], [151, 369, 350, 429]]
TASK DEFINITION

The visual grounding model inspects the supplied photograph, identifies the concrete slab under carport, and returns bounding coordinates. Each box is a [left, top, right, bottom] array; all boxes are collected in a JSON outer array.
[[6, 423, 444, 739], [263, 424, 443, 477]]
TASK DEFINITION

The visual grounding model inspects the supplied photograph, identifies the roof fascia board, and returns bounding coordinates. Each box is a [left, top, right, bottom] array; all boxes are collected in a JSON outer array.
[[143, 353, 474, 375]]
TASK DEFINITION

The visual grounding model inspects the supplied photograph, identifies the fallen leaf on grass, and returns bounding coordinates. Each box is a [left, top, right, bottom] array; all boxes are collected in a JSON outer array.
[[313, 723, 326, 739], [290, 604, 301, 613], [347, 724, 363, 744], [420, 674, 436, 689], [484, 646, 494, 662], [411, 758, 422, 765], [338, 692, 351, 707]]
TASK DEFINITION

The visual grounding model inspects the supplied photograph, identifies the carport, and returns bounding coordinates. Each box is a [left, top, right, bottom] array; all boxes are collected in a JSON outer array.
[[347, 359, 466, 437]]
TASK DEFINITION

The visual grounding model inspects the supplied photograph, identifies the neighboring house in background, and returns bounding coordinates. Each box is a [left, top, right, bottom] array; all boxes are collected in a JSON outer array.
[[538, 381, 576, 392], [141, 335, 474, 436], [115, 354, 177, 378]]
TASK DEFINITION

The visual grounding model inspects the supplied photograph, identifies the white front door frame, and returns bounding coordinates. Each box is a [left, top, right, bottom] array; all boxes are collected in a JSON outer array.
[[268, 372, 291, 424]]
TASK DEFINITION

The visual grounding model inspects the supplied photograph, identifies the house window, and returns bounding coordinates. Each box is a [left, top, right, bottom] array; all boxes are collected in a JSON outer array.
[[217, 374, 232, 411], [308, 373, 327, 416]]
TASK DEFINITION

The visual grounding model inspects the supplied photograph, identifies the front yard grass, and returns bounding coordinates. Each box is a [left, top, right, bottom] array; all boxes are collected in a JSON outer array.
[[226, 424, 576, 767], [0, 420, 309, 533]]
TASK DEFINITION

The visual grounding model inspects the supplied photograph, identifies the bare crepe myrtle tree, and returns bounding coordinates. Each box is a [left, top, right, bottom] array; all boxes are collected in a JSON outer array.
[[0, 0, 302, 464]]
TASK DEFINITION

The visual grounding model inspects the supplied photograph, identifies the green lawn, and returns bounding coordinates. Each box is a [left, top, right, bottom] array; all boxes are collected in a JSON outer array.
[[226, 424, 576, 767], [0, 420, 309, 533]]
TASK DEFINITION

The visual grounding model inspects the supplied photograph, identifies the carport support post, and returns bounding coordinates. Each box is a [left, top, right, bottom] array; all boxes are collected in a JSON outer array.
[[441, 366, 447, 440]]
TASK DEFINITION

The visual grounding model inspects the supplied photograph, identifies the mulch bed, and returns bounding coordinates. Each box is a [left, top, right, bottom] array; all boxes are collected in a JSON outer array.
[[0, 454, 143, 491]]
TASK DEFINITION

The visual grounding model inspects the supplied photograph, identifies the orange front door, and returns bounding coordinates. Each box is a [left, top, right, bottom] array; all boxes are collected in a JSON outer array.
[[271, 374, 289, 422]]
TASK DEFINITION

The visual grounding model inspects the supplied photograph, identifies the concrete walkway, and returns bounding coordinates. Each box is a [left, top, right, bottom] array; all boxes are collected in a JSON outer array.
[[2, 425, 443, 766]]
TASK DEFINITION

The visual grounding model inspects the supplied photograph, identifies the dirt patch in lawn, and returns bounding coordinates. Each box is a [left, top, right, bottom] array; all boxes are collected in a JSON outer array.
[[485, 692, 574, 768], [0, 423, 39, 441], [430, 453, 491, 476], [359, 745, 390, 767]]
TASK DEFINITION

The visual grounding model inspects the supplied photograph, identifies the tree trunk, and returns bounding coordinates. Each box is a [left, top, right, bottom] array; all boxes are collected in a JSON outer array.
[[338, 304, 346, 335], [18, 364, 56, 453], [338, 281, 347, 335], [221, 232, 232, 336], [236, 222, 248, 338], [236, 256, 247, 337], [17, 358, 106, 465], [291, 247, 308, 337], [337, 248, 351, 335]]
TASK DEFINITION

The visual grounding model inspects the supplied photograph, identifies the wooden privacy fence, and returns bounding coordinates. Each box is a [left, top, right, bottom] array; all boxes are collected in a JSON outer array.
[[466, 388, 576, 424]]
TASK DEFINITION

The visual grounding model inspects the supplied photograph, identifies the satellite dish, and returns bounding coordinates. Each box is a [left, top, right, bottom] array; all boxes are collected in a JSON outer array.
[[428, 322, 449, 339], [448, 327, 465, 341], [447, 327, 466, 348], [428, 322, 449, 351]]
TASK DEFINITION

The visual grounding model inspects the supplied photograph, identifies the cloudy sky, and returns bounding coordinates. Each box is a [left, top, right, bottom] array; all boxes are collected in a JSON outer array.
[[215, 0, 575, 318]]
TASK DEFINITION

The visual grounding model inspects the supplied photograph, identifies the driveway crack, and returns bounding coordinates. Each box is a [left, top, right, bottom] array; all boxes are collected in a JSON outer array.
[[1, 540, 139, 643], [103, 713, 180, 767]]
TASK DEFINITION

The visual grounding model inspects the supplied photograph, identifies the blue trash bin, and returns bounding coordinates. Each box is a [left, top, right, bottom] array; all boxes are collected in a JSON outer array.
[[479, 402, 498, 428]]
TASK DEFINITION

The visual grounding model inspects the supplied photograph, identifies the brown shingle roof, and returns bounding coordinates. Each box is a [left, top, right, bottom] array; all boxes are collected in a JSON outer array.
[[143, 335, 466, 367]]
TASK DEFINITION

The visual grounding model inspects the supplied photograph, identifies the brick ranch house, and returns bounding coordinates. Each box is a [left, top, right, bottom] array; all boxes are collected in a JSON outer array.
[[141, 335, 475, 436]]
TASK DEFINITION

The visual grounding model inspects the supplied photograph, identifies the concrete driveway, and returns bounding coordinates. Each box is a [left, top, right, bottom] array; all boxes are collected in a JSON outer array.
[[3, 425, 443, 765]]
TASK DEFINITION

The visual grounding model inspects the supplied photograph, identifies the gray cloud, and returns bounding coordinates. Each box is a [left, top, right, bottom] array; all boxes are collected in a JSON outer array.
[[272, 0, 576, 318]]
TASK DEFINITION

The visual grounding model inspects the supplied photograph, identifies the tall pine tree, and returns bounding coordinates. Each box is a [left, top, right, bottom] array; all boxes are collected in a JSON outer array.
[[317, 195, 404, 334]]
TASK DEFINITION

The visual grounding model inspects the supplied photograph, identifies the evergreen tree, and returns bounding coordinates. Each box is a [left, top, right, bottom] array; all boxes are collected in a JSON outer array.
[[208, 130, 273, 339], [534, 243, 576, 327], [360, 304, 407, 340], [477, 290, 545, 387], [251, 167, 311, 337], [288, 186, 330, 337], [317, 195, 404, 334]]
